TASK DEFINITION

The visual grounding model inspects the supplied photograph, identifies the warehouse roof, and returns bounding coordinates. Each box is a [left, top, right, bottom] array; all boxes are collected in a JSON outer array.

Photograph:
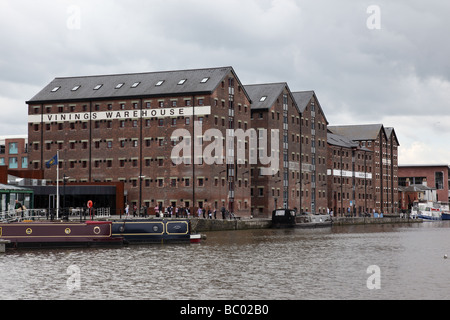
[[244, 82, 300, 114], [27, 66, 251, 104], [328, 124, 385, 141], [292, 91, 314, 113]]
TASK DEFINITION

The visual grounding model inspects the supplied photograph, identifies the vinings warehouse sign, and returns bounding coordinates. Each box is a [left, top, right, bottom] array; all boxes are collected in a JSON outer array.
[[28, 106, 211, 123]]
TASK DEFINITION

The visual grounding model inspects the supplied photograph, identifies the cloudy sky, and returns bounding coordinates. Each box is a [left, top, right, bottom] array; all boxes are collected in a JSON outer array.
[[1, 0, 449, 165]]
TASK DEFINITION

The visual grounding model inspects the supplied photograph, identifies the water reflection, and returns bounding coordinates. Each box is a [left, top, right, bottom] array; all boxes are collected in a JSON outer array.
[[1, 222, 450, 300]]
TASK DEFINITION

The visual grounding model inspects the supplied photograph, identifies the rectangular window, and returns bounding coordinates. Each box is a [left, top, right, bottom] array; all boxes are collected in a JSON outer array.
[[435, 172, 444, 190], [9, 157, 18, 169], [8, 143, 18, 155]]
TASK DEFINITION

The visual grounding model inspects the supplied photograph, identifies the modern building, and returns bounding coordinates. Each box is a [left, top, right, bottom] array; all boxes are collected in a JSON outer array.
[[0, 135, 28, 170], [328, 124, 400, 214], [399, 164, 450, 205], [26, 66, 253, 217]]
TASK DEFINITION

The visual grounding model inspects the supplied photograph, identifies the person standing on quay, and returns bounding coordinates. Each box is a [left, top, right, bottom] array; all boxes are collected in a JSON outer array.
[[221, 206, 226, 220]]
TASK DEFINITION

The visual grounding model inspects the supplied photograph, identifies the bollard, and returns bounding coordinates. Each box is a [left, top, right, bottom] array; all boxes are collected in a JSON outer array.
[[0, 240, 11, 253]]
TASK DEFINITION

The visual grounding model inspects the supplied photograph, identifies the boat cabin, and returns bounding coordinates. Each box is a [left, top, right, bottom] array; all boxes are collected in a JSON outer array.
[[272, 209, 297, 225]]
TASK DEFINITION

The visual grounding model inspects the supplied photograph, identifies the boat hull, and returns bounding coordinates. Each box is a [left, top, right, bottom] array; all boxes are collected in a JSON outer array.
[[0, 221, 123, 249], [418, 215, 441, 221], [111, 219, 194, 244], [272, 210, 332, 229], [442, 213, 450, 220]]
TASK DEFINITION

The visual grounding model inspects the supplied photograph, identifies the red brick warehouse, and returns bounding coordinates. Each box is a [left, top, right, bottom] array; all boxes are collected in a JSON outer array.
[[26, 67, 252, 217]]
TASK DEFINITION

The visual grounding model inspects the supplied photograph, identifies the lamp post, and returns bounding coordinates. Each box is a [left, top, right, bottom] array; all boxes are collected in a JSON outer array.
[[219, 169, 226, 209], [139, 175, 146, 217], [63, 174, 69, 219]]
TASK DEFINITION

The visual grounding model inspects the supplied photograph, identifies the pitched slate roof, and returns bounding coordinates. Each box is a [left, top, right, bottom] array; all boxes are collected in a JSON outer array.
[[398, 184, 436, 192], [244, 83, 285, 110], [244, 82, 300, 113], [27, 66, 251, 104], [327, 132, 360, 148], [385, 127, 400, 146], [292, 91, 314, 113], [292, 90, 329, 124], [328, 124, 385, 141]]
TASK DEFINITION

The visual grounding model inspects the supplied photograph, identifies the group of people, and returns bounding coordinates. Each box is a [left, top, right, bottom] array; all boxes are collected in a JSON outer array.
[[124, 203, 232, 219]]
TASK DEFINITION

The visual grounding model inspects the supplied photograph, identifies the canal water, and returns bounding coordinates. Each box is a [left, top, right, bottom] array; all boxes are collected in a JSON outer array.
[[1, 221, 450, 300]]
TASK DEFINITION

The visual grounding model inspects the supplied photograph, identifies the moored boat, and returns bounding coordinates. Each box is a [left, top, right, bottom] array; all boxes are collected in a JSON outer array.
[[441, 212, 450, 220], [111, 219, 201, 244], [412, 202, 442, 221], [0, 220, 123, 249], [271, 209, 332, 228]]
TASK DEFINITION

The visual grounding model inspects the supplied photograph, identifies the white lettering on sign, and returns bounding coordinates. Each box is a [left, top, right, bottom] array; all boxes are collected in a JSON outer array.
[[327, 169, 373, 179], [28, 106, 211, 123]]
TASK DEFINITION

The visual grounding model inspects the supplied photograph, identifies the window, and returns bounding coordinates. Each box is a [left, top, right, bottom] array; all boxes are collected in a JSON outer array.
[[155, 80, 164, 86], [201, 77, 209, 83], [94, 84, 103, 90], [8, 143, 18, 155], [9, 157, 18, 169], [435, 172, 444, 190], [115, 83, 124, 89], [51, 86, 61, 92], [71, 85, 81, 91], [178, 79, 187, 85], [131, 82, 140, 88], [260, 96, 267, 102], [22, 157, 28, 169]]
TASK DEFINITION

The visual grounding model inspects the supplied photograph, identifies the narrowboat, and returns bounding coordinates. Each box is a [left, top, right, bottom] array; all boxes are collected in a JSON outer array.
[[111, 219, 200, 244], [272, 209, 332, 228], [0, 220, 123, 249]]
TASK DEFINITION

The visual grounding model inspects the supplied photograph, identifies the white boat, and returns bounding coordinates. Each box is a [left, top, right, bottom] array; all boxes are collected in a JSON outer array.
[[411, 202, 442, 220]]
